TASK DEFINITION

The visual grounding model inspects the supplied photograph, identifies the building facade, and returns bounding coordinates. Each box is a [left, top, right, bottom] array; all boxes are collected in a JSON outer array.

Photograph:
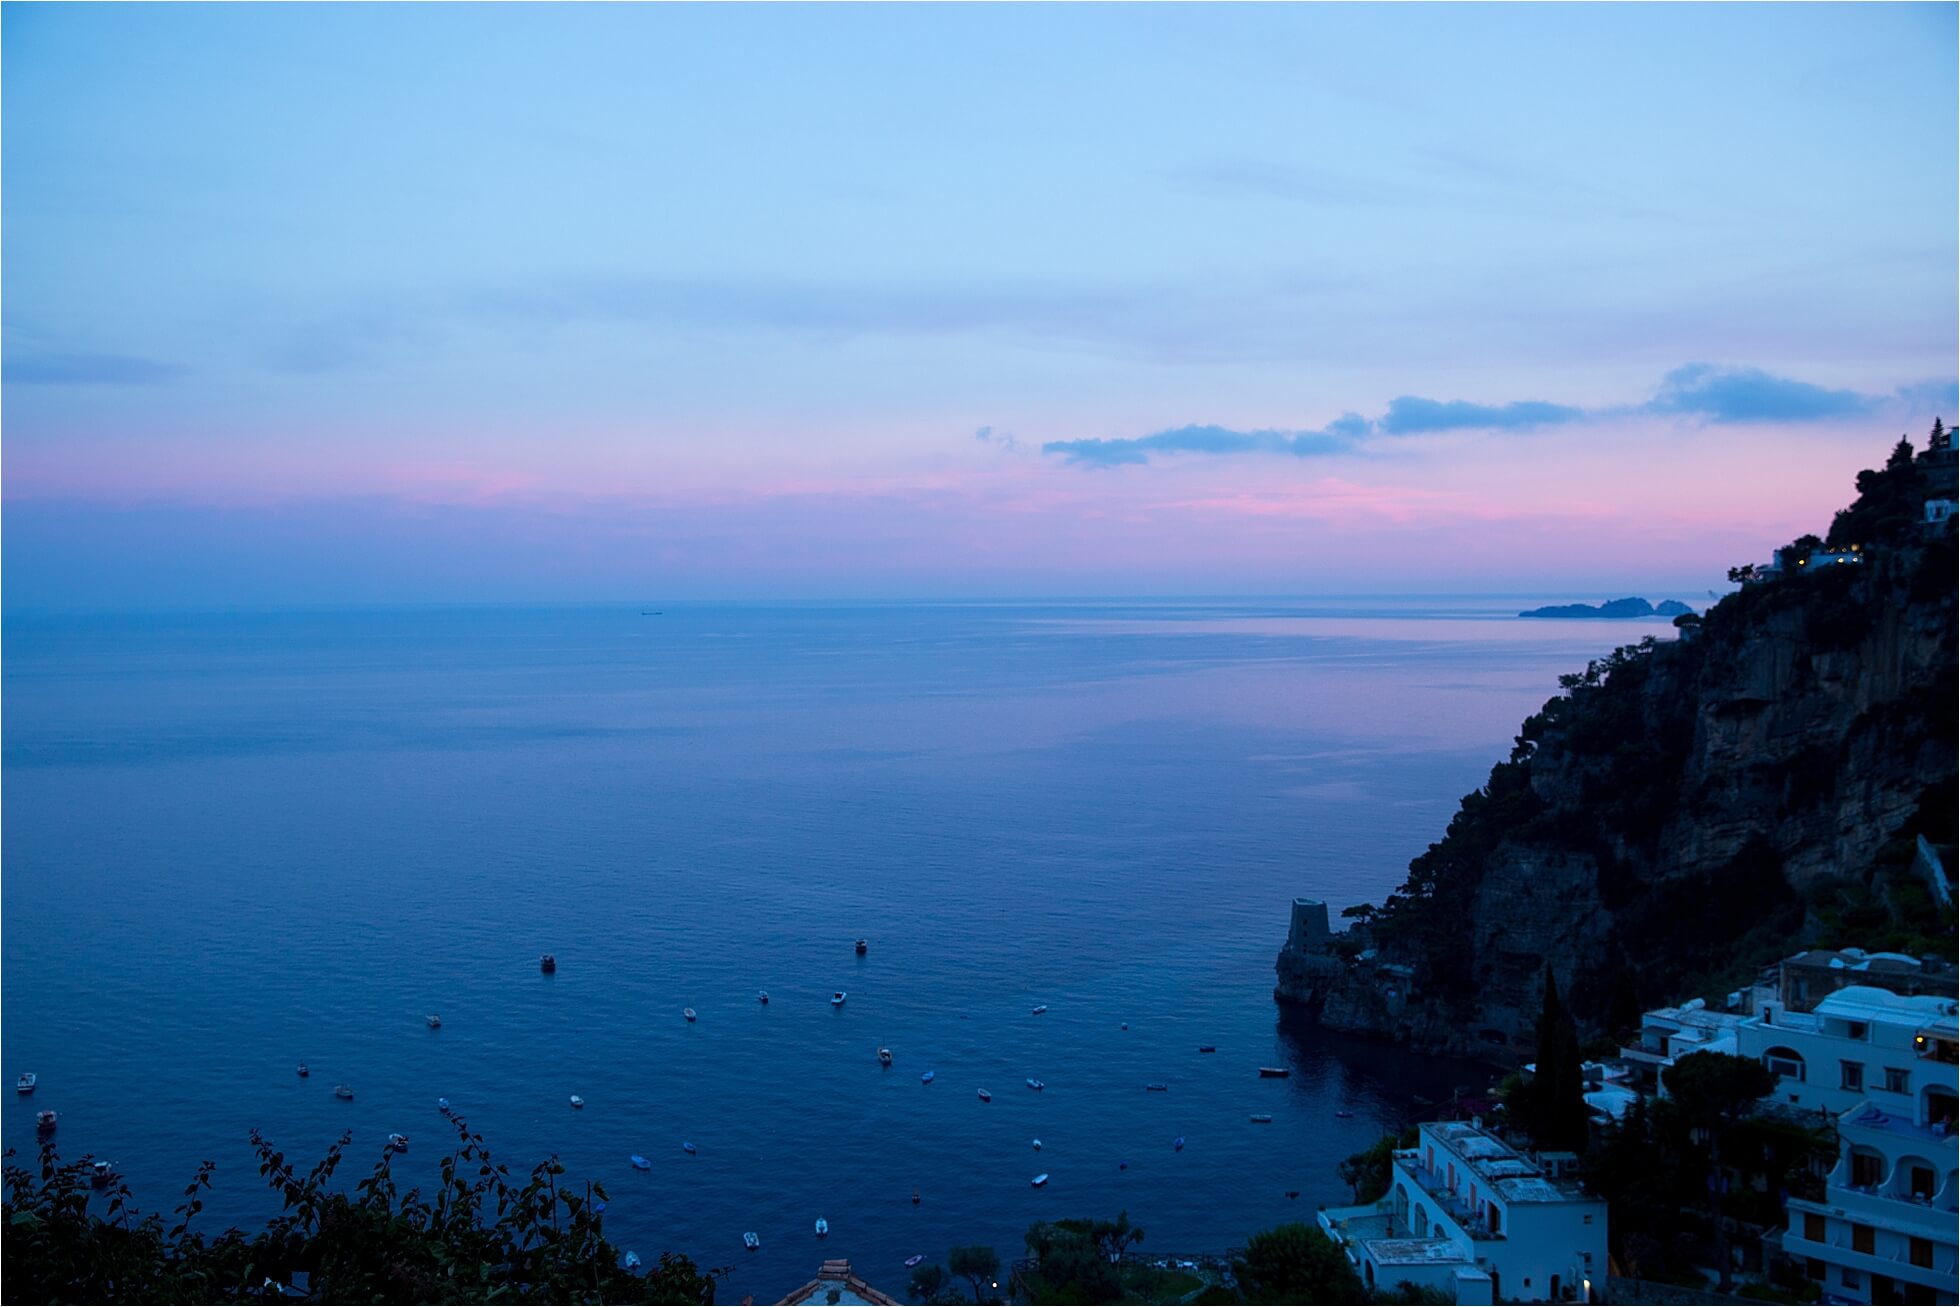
[[1320, 1120, 1606, 1304]]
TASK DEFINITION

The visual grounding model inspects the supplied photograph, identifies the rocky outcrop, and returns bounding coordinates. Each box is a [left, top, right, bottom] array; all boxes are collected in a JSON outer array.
[[1279, 439, 1958, 1057]]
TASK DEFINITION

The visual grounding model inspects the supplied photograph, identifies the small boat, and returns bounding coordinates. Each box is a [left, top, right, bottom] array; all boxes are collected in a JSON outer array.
[[1026, 1078, 1045, 1091], [977, 1089, 992, 1102], [1285, 1190, 1300, 1200], [1173, 1136, 1185, 1152], [623, 1252, 642, 1270], [1334, 1110, 1354, 1119], [1145, 1083, 1169, 1092], [878, 1047, 893, 1066], [295, 1064, 308, 1078], [743, 1232, 761, 1251], [437, 1097, 452, 1114], [904, 1254, 924, 1268], [758, 990, 769, 1005], [1118, 1161, 1129, 1171], [1250, 1114, 1273, 1124], [683, 1008, 697, 1023], [1197, 1045, 1216, 1054], [426, 1014, 442, 1028], [1030, 1005, 1047, 1015], [1032, 1139, 1042, 1150], [831, 992, 847, 1006], [90, 1160, 114, 1188], [911, 1189, 921, 1205], [815, 1217, 829, 1238], [630, 1155, 651, 1170], [1258, 1067, 1290, 1078], [1031, 1173, 1049, 1188], [540, 954, 557, 973], [570, 1095, 585, 1109], [334, 1085, 354, 1100], [1121, 1023, 1129, 1031], [15, 1072, 36, 1095], [855, 939, 868, 955], [919, 1071, 935, 1084], [387, 1134, 409, 1153], [682, 1142, 697, 1155], [36, 1110, 57, 1132]]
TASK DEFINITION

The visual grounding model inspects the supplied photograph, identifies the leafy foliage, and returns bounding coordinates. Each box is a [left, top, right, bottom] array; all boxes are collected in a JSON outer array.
[[1018, 1213, 1143, 1305], [1335, 1128, 1416, 1205], [1230, 1223, 1365, 1306], [948, 1244, 1001, 1302], [2, 1118, 718, 1304]]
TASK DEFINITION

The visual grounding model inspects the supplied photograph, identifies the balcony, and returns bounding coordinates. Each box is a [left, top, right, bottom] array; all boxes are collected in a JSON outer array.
[[1780, 1224, 1959, 1286], [1392, 1161, 1505, 1241]]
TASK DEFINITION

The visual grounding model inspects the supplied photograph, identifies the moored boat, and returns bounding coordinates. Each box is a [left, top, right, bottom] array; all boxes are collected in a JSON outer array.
[[387, 1133, 409, 1153], [1258, 1067, 1290, 1078], [904, 1254, 924, 1267], [1173, 1136, 1185, 1152], [1334, 1109, 1354, 1118], [830, 992, 847, 1006], [36, 1109, 57, 1132], [758, 990, 769, 1005], [919, 1070, 935, 1084], [977, 1088, 992, 1102], [630, 1155, 651, 1170], [570, 1095, 585, 1109], [682, 1142, 697, 1155], [426, 1014, 442, 1028], [1145, 1083, 1168, 1092], [877, 1046, 892, 1066], [295, 1064, 309, 1078], [1197, 1045, 1216, 1054], [1032, 1139, 1042, 1150], [1026, 1078, 1045, 1091], [1250, 1114, 1273, 1124], [90, 1160, 115, 1188], [540, 954, 556, 973], [815, 1217, 829, 1238], [683, 1008, 697, 1023], [334, 1084, 354, 1100], [743, 1232, 760, 1251], [854, 939, 868, 955], [15, 1072, 36, 1095], [1030, 1173, 1048, 1188], [1030, 1005, 1047, 1015]]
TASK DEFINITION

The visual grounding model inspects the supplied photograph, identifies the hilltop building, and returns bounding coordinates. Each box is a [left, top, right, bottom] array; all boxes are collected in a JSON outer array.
[[1319, 1119, 1606, 1304], [775, 1259, 901, 1306]]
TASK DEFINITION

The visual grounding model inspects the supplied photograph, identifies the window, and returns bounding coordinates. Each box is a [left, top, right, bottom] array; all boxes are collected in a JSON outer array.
[[1583, 1214, 1594, 1225], [1805, 1258, 1824, 1283], [1852, 1224, 1875, 1255], [1841, 1061, 1865, 1092], [1910, 1237, 1933, 1269], [1907, 1165, 1935, 1199], [1884, 1066, 1911, 1094], [1765, 1047, 1806, 1080], [1846, 1021, 1869, 1041], [1804, 1213, 1826, 1242], [1852, 1151, 1885, 1187]]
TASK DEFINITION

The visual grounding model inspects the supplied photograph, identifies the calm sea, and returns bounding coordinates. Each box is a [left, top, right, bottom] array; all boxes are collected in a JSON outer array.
[[2, 599, 1656, 1299]]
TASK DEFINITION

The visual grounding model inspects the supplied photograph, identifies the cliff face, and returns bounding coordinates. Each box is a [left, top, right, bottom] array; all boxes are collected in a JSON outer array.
[[1278, 440, 1958, 1059]]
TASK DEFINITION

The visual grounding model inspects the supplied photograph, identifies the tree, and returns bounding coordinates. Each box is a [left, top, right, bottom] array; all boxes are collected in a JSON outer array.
[[909, 1262, 953, 1304], [2, 1121, 719, 1304], [1523, 965, 1589, 1153], [1337, 1128, 1416, 1204], [1664, 1051, 1777, 1292], [1887, 436, 1915, 470], [1020, 1218, 1127, 1305], [948, 1244, 1001, 1302], [1931, 417, 1950, 453], [1232, 1222, 1366, 1305]]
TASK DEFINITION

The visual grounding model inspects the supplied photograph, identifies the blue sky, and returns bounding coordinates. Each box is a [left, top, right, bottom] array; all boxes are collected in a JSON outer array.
[[4, 3, 1955, 606]]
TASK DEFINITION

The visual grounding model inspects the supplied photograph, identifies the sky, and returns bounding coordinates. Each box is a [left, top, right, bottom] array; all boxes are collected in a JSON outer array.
[[4, 3, 1956, 608]]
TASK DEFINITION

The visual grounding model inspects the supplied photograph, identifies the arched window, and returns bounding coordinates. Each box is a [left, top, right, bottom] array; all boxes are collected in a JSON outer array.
[[1393, 1183, 1410, 1229], [1412, 1206, 1429, 1237], [1892, 1154, 1938, 1201], [1848, 1146, 1885, 1189], [1763, 1046, 1805, 1081]]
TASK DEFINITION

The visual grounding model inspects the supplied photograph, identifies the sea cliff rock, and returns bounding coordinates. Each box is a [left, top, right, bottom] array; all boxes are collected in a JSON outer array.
[[1279, 436, 1958, 1058]]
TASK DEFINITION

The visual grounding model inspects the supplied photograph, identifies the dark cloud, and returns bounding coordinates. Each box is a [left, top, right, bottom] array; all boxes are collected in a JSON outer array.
[[1640, 363, 1874, 423], [1044, 424, 1352, 468], [4, 351, 186, 386], [1040, 364, 1957, 467], [1375, 396, 1584, 435]]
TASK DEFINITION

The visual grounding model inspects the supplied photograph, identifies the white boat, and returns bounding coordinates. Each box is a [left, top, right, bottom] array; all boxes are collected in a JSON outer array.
[[295, 1064, 309, 1078], [1032, 1139, 1042, 1150], [437, 1097, 452, 1114], [682, 1141, 697, 1155], [35, 1110, 57, 1132], [1250, 1114, 1273, 1124], [1031, 1173, 1049, 1187], [1173, 1136, 1185, 1152], [1145, 1083, 1169, 1092], [623, 1252, 642, 1270], [426, 1014, 442, 1028], [815, 1217, 829, 1237], [854, 939, 868, 955], [830, 992, 846, 1006], [1030, 1005, 1047, 1015], [758, 991, 769, 1005], [905, 1254, 925, 1268], [1026, 1078, 1045, 1091], [570, 1095, 585, 1109], [334, 1084, 354, 1100], [387, 1134, 409, 1153], [15, 1072, 37, 1095], [683, 1008, 697, 1022], [630, 1155, 651, 1171], [90, 1160, 114, 1188], [977, 1089, 992, 1102], [743, 1232, 761, 1251], [540, 954, 557, 973], [877, 1047, 893, 1066]]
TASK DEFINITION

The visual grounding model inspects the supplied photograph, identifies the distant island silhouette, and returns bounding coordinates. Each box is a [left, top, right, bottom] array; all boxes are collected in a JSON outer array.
[[1517, 597, 1693, 619]]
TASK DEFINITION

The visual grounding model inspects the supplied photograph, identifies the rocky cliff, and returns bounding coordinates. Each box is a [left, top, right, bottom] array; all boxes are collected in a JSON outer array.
[[1278, 434, 1958, 1059]]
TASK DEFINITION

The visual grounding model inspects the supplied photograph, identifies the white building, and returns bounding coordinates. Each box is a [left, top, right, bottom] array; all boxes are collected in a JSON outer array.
[[1739, 987, 1959, 1304], [1739, 986, 1958, 1121], [1619, 995, 1758, 1093], [1319, 1120, 1607, 1304]]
